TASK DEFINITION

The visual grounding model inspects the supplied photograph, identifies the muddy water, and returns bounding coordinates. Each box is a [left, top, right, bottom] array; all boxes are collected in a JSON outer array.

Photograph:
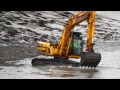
[[0, 42, 120, 79]]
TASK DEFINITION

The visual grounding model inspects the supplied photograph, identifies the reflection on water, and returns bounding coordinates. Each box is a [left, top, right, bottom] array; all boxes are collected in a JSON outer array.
[[79, 69, 99, 79], [33, 65, 99, 79]]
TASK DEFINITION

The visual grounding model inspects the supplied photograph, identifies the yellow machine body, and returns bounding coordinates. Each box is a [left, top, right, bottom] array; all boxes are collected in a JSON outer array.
[[37, 11, 96, 59]]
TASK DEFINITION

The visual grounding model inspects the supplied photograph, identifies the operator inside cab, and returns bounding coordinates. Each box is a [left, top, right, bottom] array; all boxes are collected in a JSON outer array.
[[69, 32, 84, 56]]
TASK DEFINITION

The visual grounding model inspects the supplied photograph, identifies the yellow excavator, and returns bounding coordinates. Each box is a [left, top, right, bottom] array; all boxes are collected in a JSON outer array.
[[32, 11, 101, 68]]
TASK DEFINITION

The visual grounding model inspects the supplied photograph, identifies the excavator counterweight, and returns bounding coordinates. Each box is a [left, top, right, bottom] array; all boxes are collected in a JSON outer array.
[[31, 11, 101, 68]]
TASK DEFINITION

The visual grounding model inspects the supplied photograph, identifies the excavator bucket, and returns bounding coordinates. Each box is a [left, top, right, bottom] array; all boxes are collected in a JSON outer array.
[[80, 52, 101, 68]]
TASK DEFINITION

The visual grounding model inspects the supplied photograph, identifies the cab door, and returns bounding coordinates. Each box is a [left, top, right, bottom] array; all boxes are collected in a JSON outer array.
[[69, 33, 84, 56]]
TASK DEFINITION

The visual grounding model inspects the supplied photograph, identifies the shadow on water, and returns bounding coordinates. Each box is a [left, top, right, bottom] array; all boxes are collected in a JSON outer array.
[[78, 69, 99, 79], [32, 65, 99, 79]]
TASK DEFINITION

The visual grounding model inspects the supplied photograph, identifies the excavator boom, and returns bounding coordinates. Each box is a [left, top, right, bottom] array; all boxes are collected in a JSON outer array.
[[58, 11, 91, 55]]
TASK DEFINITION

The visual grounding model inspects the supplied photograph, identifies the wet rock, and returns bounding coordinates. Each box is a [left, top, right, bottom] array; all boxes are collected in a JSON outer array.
[[30, 19, 38, 23], [19, 11, 30, 17], [5, 22, 12, 25], [14, 17, 21, 20], [0, 11, 4, 14], [41, 34, 48, 39], [24, 20, 29, 23], [17, 22, 27, 25], [2, 39, 10, 42], [22, 36, 30, 41], [38, 20, 47, 27], [7, 17, 16, 21], [0, 68, 3, 70], [0, 19, 5, 22], [63, 12, 72, 16], [33, 38, 39, 41], [8, 30, 18, 37], [50, 20, 55, 23]]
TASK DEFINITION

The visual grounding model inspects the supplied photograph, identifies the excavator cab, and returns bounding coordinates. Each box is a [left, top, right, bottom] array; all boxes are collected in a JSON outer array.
[[69, 32, 83, 56]]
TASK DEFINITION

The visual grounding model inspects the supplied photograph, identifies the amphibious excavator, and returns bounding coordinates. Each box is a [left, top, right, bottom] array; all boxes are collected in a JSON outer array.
[[32, 11, 101, 68]]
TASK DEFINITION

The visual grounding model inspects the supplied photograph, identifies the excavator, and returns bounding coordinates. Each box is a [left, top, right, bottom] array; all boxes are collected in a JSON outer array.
[[31, 11, 101, 68]]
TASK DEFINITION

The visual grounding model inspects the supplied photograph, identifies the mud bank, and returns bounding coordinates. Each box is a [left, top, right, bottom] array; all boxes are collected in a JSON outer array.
[[0, 44, 38, 65]]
